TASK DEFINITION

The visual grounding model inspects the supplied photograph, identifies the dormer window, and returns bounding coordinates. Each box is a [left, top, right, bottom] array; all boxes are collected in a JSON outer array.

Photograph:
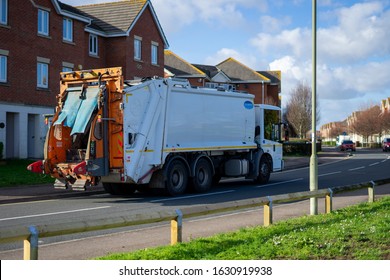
[[151, 42, 158, 65], [134, 36, 142, 60], [89, 34, 98, 56]]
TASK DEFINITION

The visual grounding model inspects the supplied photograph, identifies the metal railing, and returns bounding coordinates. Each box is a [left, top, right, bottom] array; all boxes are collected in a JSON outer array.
[[1, 178, 389, 260]]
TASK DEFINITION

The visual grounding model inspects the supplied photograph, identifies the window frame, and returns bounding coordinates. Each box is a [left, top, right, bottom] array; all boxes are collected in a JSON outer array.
[[0, 0, 7, 25], [38, 9, 49, 36], [0, 55, 7, 83], [63, 17, 73, 42], [134, 37, 142, 61], [62, 66, 73, 73], [151, 43, 158, 65], [37, 62, 49, 88], [89, 34, 98, 56]]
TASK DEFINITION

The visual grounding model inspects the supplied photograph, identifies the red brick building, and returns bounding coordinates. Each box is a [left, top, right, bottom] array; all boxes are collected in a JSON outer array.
[[0, 0, 168, 158]]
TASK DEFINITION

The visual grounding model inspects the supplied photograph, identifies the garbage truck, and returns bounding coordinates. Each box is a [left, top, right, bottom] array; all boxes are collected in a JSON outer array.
[[28, 67, 283, 196]]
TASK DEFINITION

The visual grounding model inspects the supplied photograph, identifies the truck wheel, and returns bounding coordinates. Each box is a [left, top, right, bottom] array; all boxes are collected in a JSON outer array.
[[103, 183, 136, 195], [165, 159, 188, 196], [191, 158, 213, 193], [255, 157, 271, 184], [103, 183, 115, 194]]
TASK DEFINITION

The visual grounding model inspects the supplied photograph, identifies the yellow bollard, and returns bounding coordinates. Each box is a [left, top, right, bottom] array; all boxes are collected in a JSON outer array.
[[325, 188, 333, 214], [24, 226, 38, 260], [171, 209, 182, 245], [263, 197, 273, 227]]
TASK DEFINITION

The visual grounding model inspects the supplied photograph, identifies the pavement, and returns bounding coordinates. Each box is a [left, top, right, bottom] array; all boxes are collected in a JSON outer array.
[[1, 148, 390, 260]]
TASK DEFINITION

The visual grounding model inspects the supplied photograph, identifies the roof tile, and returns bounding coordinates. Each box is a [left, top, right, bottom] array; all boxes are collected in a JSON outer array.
[[75, 0, 147, 34]]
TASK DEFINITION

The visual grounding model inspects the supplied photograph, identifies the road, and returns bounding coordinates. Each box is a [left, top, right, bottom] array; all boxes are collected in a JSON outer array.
[[0, 148, 389, 259]]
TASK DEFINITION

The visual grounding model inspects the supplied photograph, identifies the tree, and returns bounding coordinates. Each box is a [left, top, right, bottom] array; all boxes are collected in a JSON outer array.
[[285, 82, 319, 139], [349, 105, 382, 143], [328, 122, 347, 139]]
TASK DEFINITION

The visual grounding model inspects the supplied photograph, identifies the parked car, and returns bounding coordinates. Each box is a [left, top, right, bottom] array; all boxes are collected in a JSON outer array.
[[382, 138, 390, 152], [340, 140, 356, 152]]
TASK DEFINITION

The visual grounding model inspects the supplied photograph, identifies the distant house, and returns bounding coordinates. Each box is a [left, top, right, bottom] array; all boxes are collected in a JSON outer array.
[[216, 58, 276, 106], [381, 97, 390, 114], [320, 121, 348, 141], [164, 50, 208, 87], [164, 51, 281, 106], [192, 63, 233, 91], [0, 0, 168, 159]]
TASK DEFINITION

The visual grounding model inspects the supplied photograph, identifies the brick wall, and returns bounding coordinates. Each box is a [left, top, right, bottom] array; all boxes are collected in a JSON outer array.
[[126, 6, 165, 79]]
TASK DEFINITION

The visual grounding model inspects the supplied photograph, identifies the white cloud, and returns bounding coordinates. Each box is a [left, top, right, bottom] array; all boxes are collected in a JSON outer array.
[[204, 48, 259, 69], [250, 28, 312, 60], [318, 1, 390, 63], [150, 0, 197, 33], [152, 0, 267, 33], [260, 15, 292, 32], [246, 1, 390, 125]]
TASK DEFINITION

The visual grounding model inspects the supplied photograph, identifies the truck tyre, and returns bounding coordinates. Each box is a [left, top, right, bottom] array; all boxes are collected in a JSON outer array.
[[165, 159, 188, 196], [255, 156, 271, 184], [191, 158, 213, 193], [103, 183, 136, 195], [102, 183, 115, 194]]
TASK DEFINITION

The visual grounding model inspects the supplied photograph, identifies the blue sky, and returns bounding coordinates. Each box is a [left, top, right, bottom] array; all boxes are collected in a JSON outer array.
[[60, 0, 390, 127]]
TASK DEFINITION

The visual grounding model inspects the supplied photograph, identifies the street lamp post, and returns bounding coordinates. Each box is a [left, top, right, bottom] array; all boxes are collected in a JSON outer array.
[[310, 0, 318, 215]]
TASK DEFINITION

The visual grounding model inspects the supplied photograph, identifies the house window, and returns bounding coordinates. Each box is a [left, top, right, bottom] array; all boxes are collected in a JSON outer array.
[[89, 34, 98, 56], [38, 9, 49, 36], [0, 0, 7, 25], [134, 36, 142, 60], [62, 66, 72, 73], [37, 62, 49, 88], [0, 55, 7, 83], [63, 18, 73, 42], [151, 42, 158, 65], [62, 62, 74, 73], [205, 82, 218, 89]]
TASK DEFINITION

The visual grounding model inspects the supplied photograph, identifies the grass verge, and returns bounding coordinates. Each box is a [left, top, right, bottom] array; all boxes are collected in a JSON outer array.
[[97, 197, 390, 260], [0, 159, 54, 187]]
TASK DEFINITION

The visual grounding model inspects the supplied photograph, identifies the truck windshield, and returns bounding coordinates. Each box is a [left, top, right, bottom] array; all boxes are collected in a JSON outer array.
[[264, 109, 281, 142]]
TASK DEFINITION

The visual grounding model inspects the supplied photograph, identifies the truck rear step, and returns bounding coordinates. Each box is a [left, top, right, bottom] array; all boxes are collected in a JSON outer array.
[[71, 179, 87, 191], [53, 178, 87, 191], [54, 179, 67, 190]]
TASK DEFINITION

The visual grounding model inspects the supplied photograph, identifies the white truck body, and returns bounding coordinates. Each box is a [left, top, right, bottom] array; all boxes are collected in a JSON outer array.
[[121, 78, 265, 185]]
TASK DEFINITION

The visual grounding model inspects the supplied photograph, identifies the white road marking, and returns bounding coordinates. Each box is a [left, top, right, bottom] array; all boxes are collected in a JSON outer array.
[[318, 171, 341, 177], [348, 166, 365, 171], [150, 190, 235, 203], [0, 199, 59, 207], [0, 206, 111, 222], [369, 162, 380, 166], [256, 178, 303, 188]]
